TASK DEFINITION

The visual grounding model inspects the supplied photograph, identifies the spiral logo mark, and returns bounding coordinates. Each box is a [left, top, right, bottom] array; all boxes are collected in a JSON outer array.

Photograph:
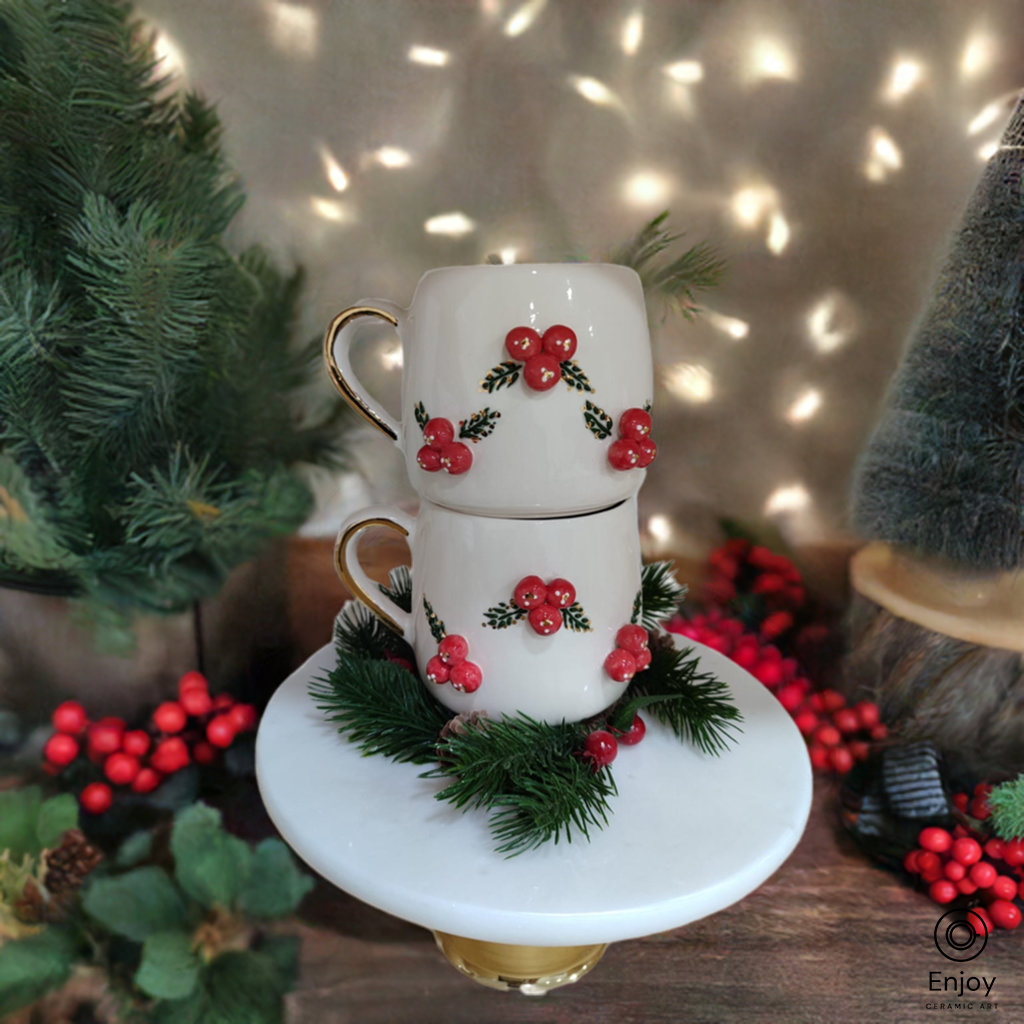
[[934, 910, 989, 962]]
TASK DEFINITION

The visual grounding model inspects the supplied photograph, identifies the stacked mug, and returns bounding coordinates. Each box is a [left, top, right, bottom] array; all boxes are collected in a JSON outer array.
[[325, 264, 658, 724]]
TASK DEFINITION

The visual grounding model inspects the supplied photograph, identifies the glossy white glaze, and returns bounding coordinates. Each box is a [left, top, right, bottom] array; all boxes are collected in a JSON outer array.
[[255, 635, 812, 946], [336, 497, 643, 723], [329, 263, 654, 517]]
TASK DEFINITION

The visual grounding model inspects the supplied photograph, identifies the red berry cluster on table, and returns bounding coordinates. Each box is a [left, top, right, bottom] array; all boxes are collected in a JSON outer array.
[[480, 325, 594, 394], [482, 575, 592, 633], [906, 816, 1023, 931], [582, 713, 648, 770], [44, 674, 257, 814], [604, 623, 653, 684], [414, 401, 500, 476], [422, 596, 482, 692]]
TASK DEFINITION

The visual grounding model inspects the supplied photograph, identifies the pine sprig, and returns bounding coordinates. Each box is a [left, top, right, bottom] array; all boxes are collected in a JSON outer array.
[[583, 400, 613, 440], [378, 565, 412, 613], [310, 651, 450, 764], [425, 717, 616, 856], [459, 407, 501, 442], [561, 602, 593, 633], [423, 595, 447, 643], [610, 211, 725, 319], [560, 361, 594, 393], [479, 361, 520, 393], [630, 587, 642, 625], [640, 560, 688, 628], [413, 401, 430, 432], [482, 601, 527, 630], [989, 775, 1024, 841], [626, 643, 742, 756], [334, 598, 413, 661]]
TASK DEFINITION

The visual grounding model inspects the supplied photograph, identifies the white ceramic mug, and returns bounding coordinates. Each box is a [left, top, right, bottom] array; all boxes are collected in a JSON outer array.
[[334, 497, 643, 723], [324, 263, 655, 518]]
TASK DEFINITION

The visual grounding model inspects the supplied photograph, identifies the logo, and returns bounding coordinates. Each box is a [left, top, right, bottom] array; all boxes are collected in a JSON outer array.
[[934, 910, 988, 962]]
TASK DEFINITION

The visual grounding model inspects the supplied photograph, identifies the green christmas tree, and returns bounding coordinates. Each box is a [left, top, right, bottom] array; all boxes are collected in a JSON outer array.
[[0, 0, 348, 620]]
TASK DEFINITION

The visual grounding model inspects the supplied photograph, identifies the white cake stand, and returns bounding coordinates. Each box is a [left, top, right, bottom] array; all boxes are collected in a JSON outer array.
[[256, 636, 812, 994]]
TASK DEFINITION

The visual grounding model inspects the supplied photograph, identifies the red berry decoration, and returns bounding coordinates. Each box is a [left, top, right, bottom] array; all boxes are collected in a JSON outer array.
[[151, 737, 189, 774], [929, 879, 957, 904], [633, 647, 652, 671], [439, 442, 473, 475], [607, 439, 641, 471], [814, 724, 841, 748], [611, 714, 646, 746], [541, 325, 577, 360], [942, 860, 966, 882], [528, 604, 562, 636], [991, 875, 1018, 901], [104, 753, 140, 786], [449, 661, 483, 693], [832, 708, 860, 735], [80, 782, 112, 815], [88, 719, 124, 756], [179, 686, 213, 717], [854, 701, 880, 729], [52, 701, 88, 735], [153, 702, 187, 734], [425, 656, 450, 684], [604, 648, 637, 683], [44, 733, 79, 767], [615, 624, 649, 655], [951, 837, 982, 866], [919, 827, 953, 854], [179, 671, 208, 694], [829, 746, 853, 774], [192, 741, 217, 765], [794, 710, 818, 736], [989, 900, 1022, 930], [1002, 838, 1024, 866], [513, 576, 548, 609], [618, 408, 652, 442], [547, 579, 576, 609], [122, 730, 151, 758], [522, 353, 561, 391], [229, 703, 258, 732], [984, 838, 1005, 860], [505, 326, 542, 361], [438, 634, 469, 665], [211, 693, 234, 711], [423, 418, 455, 449], [635, 438, 657, 468], [969, 861, 997, 888], [132, 768, 162, 793], [417, 445, 442, 472], [206, 714, 237, 749], [583, 730, 618, 769]]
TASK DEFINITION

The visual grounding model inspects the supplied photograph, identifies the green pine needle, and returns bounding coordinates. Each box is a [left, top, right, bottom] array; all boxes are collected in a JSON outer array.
[[989, 775, 1024, 841], [626, 643, 743, 756], [333, 598, 413, 662], [640, 560, 688, 629]]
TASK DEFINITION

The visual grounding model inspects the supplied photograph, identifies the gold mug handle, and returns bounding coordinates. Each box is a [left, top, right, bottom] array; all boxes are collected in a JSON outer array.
[[334, 506, 415, 637], [323, 304, 404, 443]]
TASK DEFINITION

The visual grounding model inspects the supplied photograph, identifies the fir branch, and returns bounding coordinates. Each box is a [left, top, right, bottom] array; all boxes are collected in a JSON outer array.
[[333, 598, 412, 661], [582, 400, 613, 440], [989, 775, 1024, 841], [413, 401, 430, 433], [560, 360, 594, 394], [310, 651, 450, 764], [630, 587, 642, 626], [482, 601, 527, 630], [458, 407, 501, 443], [378, 565, 412, 613], [643, 399, 652, 413], [626, 643, 742, 756], [561, 601, 593, 633], [610, 211, 725, 319], [425, 716, 616, 856], [423, 595, 447, 643], [640, 560, 688, 628], [479, 361, 520, 393]]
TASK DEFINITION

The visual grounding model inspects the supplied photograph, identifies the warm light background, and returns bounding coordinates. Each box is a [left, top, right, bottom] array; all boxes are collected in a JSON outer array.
[[137, 0, 1024, 555]]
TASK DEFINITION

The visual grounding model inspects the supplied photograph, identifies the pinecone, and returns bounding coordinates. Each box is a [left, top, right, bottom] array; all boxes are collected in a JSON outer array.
[[12, 877, 44, 924], [439, 710, 489, 741], [43, 829, 103, 919]]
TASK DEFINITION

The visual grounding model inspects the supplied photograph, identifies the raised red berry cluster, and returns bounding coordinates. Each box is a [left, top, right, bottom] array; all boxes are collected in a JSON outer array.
[[45, 673, 257, 815], [604, 624, 652, 684], [607, 408, 657, 471], [905, 818, 1024, 930], [513, 575, 576, 635], [417, 417, 473, 476], [582, 714, 647, 770], [668, 611, 883, 775], [425, 634, 482, 693], [505, 325, 577, 392]]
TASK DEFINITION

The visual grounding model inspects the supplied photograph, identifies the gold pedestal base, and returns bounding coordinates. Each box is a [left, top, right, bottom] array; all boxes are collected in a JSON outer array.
[[433, 931, 608, 995]]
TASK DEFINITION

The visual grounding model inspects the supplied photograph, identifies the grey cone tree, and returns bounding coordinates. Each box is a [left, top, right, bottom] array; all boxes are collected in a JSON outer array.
[[853, 97, 1024, 571]]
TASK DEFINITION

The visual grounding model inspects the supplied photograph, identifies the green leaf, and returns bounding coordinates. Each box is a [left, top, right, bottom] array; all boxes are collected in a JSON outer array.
[[82, 866, 187, 941], [481, 600, 526, 630], [561, 601, 593, 633], [458, 407, 501, 442], [413, 401, 430, 432], [582, 399, 612, 439], [256, 935, 301, 994], [422, 595, 447, 644], [203, 951, 285, 1024], [35, 794, 78, 850], [116, 829, 154, 868], [0, 786, 42, 860], [238, 840, 313, 919], [560, 360, 594, 394], [171, 804, 252, 909], [479, 360, 520, 393], [136, 931, 200, 1000], [0, 928, 77, 1017]]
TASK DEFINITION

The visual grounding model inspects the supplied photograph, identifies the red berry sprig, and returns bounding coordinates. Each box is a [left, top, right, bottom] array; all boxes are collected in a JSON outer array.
[[603, 623, 652, 684], [703, 538, 806, 627], [608, 408, 657, 471], [504, 325, 578, 392], [484, 575, 590, 634], [582, 729, 618, 769], [45, 680, 259, 815], [425, 633, 483, 693], [417, 415, 473, 477]]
